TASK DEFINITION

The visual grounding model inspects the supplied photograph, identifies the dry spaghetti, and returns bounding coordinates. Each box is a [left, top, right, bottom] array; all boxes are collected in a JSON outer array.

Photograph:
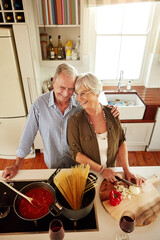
[[54, 164, 90, 210]]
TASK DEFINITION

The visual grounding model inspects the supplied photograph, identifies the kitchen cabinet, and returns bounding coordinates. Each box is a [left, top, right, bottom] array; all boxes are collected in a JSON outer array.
[[122, 122, 154, 151], [147, 108, 160, 151], [0, 117, 26, 158], [34, 0, 82, 66], [13, 24, 38, 110]]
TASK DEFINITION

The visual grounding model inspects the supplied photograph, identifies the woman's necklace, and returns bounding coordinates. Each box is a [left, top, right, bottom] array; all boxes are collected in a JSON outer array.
[[87, 106, 107, 136]]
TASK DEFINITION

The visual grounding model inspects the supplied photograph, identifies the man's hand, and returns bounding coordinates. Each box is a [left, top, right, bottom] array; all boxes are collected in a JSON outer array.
[[2, 165, 19, 180], [107, 105, 120, 117]]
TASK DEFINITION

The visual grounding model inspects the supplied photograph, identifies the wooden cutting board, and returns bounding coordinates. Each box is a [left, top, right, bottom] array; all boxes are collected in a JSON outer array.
[[99, 174, 160, 226]]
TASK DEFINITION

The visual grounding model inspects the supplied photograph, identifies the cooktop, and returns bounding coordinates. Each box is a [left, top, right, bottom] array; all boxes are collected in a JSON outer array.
[[0, 180, 98, 234]]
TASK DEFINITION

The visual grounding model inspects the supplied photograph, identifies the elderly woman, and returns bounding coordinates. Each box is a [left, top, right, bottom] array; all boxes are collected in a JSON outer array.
[[67, 73, 144, 186]]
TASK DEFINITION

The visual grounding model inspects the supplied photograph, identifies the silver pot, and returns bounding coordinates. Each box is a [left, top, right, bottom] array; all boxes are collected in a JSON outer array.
[[49, 172, 98, 220]]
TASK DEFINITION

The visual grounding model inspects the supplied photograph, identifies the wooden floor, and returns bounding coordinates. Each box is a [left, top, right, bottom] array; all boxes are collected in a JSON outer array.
[[0, 150, 160, 170]]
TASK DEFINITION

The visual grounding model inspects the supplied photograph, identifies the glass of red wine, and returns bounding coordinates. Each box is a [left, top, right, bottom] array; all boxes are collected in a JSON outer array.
[[115, 210, 135, 240], [49, 219, 65, 240]]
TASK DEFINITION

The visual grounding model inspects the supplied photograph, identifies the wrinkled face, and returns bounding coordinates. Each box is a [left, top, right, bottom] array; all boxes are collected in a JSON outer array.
[[76, 85, 98, 110], [53, 72, 75, 104]]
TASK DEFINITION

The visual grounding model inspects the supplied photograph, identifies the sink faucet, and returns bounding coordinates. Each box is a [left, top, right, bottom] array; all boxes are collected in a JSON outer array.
[[118, 70, 125, 91]]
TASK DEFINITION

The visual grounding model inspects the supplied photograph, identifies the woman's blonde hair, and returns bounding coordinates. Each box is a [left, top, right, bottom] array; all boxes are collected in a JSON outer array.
[[75, 73, 102, 96]]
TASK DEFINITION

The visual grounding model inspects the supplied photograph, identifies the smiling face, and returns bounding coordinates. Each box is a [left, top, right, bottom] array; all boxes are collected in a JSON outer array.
[[76, 85, 99, 110], [53, 72, 76, 105]]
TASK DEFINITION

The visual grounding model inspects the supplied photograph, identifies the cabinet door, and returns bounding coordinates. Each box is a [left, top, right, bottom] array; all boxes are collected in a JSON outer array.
[[0, 117, 26, 158], [122, 123, 154, 151], [147, 108, 160, 150]]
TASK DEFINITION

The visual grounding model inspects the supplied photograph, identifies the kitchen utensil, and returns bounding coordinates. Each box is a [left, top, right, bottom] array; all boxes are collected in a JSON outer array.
[[115, 176, 138, 187], [13, 170, 59, 221], [0, 179, 40, 208], [100, 173, 160, 226], [49, 172, 98, 220]]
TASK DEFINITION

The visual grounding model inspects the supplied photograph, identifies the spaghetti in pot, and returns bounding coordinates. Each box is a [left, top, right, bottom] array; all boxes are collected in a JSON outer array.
[[54, 164, 90, 210]]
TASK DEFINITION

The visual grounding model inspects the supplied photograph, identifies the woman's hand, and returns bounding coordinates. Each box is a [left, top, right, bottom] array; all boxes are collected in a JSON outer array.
[[125, 171, 145, 187], [107, 105, 120, 117], [101, 168, 122, 183]]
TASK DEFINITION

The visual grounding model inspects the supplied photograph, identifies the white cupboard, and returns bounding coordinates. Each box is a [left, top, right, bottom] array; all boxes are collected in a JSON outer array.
[[122, 123, 154, 151], [147, 108, 160, 151], [0, 118, 26, 158]]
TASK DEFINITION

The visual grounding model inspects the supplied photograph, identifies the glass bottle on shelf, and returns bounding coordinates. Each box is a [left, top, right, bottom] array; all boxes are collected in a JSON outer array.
[[48, 35, 55, 60], [57, 35, 64, 60], [15, 12, 25, 22], [5, 12, 14, 22], [2, 0, 12, 10], [13, 0, 23, 10]]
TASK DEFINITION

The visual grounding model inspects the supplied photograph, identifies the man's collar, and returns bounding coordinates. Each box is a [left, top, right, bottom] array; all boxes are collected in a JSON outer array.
[[48, 90, 55, 107], [48, 90, 78, 108]]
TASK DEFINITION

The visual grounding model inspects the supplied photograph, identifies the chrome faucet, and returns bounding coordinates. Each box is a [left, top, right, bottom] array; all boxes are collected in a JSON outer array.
[[118, 70, 125, 91]]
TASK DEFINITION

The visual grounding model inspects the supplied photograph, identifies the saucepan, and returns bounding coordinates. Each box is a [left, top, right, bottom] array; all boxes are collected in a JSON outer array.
[[49, 172, 98, 221], [13, 170, 59, 221]]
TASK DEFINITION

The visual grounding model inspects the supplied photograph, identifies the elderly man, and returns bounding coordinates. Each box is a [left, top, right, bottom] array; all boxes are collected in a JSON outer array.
[[2, 63, 119, 180]]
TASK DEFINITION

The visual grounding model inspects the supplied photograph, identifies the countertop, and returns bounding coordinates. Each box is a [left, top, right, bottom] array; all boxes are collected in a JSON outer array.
[[103, 86, 160, 107], [0, 167, 160, 240]]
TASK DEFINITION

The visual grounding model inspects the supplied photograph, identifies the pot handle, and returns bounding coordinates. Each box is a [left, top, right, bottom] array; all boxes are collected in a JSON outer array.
[[88, 172, 98, 184], [47, 168, 61, 187], [49, 202, 62, 217]]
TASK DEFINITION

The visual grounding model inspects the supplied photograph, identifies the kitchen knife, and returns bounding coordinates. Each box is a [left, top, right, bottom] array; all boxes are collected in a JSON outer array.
[[115, 176, 138, 187]]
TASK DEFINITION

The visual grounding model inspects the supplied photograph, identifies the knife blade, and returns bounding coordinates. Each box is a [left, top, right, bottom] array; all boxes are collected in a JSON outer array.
[[115, 176, 138, 187]]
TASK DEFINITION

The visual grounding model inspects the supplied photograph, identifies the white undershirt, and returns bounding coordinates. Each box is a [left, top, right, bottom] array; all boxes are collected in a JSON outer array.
[[96, 131, 108, 166]]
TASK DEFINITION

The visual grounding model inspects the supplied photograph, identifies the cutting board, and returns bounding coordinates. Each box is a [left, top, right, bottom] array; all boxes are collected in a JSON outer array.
[[99, 174, 160, 226]]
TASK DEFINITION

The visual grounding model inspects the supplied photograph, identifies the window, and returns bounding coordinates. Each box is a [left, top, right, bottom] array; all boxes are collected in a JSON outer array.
[[92, 2, 155, 81]]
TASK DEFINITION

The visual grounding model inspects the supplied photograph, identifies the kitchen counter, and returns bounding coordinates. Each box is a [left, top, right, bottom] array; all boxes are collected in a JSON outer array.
[[103, 86, 160, 107], [0, 167, 160, 240]]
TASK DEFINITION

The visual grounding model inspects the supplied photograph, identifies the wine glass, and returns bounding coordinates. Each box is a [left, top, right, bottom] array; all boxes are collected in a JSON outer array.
[[49, 219, 65, 240], [115, 210, 135, 240]]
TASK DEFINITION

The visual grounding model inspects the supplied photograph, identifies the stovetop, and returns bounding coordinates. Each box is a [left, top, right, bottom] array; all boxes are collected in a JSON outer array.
[[0, 180, 98, 234]]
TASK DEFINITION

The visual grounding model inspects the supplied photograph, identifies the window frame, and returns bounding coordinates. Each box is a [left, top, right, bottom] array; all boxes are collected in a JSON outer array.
[[88, 3, 158, 86]]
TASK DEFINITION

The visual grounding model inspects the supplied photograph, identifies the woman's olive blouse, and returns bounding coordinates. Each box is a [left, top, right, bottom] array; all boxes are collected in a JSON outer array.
[[67, 106, 126, 167]]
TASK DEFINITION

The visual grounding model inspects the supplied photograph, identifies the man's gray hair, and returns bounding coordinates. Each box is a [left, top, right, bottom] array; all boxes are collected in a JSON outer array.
[[75, 73, 102, 96], [54, 63, 78, 82]]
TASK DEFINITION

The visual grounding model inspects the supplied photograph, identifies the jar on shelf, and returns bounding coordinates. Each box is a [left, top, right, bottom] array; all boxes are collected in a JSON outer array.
[[40, 33, 48, 60]]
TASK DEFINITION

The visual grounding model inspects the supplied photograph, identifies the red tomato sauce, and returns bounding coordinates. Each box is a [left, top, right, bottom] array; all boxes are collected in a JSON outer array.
[[18, 188, 54, 219]]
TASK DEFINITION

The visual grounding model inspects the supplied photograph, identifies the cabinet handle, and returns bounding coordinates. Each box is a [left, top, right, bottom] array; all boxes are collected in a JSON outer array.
[[27, 77, 33, 105]]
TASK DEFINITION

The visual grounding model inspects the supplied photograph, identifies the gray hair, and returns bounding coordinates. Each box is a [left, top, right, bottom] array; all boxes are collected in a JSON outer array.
[[75, 73, 102, 96], [54, 63, 78, 82]]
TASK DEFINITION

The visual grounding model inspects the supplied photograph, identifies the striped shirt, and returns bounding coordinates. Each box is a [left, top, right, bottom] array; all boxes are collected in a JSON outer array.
[[16, 90, 82, 168]]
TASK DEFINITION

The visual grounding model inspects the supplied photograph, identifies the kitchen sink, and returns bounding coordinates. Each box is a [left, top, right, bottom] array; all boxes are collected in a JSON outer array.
[[104, 92, 146, 120]]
